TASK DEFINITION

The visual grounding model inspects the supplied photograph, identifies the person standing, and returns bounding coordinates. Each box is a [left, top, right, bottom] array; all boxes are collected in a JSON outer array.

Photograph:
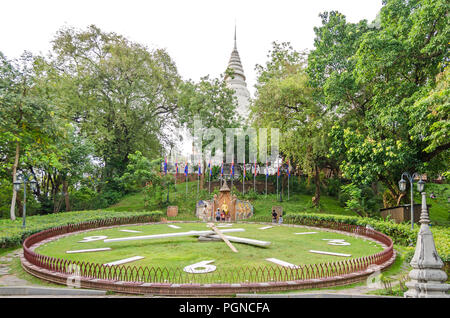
[[215, 208, 221, 222], [272, 210, 277, 223]]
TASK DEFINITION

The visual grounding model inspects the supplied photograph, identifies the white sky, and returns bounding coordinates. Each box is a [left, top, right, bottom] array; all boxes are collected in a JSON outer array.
[[1, 0, 383, 96]]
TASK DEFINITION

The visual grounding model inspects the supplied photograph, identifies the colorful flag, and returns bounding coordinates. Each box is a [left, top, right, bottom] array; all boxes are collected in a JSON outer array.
[[208, 160, 212, 176], [266, 160, 269, 178], [184, 162, 188, 176], [198, 162, 202, 176], [277, 164, 280, 177], [231, 158, 235, 177], [175, 160, 178, 175], [254, 158, 257, 176], [164, 157, 168, 175], [221, 161, 224, 177], [243, 157, 246, 178]]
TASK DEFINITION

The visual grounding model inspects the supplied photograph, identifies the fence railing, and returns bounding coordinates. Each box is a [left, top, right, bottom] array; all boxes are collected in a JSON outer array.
[[23, 216, 393, 285]]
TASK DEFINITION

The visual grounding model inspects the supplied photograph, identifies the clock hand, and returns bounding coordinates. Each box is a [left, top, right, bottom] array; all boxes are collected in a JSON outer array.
[[103, 228, 245, 243]]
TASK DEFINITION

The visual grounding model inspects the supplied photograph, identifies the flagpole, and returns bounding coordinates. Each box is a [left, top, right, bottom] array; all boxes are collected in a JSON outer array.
[[231, 154, 234, 191], [276, 160, 279, 200], [185, 162, 188, 197], [242, 155, 245, 195], [197, 162, 200, 198], [288, 175, 290, 201], [265, 161, 268, 198], [174, 159, 177, 201], [253, 155, 256, 193], [287, 161, 290, 201]]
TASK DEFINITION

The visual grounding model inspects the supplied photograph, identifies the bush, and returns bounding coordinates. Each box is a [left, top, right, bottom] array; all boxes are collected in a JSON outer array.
[[0, 210, 162, 248], [284, 212, 450, 262]]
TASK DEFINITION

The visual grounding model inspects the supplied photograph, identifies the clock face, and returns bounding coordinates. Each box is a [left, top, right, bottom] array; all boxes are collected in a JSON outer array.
[[35, 222, 384, 274]]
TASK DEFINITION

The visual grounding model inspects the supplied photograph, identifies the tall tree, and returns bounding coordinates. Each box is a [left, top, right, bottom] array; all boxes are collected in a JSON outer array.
[[48, 25, 181, 189], [313, 1, 449, 206], [0, 52, 56, 219], [251, 42, 334, 206]]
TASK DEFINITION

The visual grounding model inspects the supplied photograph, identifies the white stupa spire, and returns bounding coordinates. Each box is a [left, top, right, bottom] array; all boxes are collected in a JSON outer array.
[[225, 23, 250, 118]]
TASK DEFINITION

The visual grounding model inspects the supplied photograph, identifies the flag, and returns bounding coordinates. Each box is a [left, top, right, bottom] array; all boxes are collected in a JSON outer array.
[[277, 164, 280, 177], [208, 160, 212, 176], [266, 160, 269, 178], [231, 158, 234, 177], [184, 162, 188, 176], [198, 162, 202, 176], [175, 160, 178, 175], [243, 157, 246, 178], [221, 161, 224, 177], [254, 158, 257, 176], [164, 157, 168, 175]]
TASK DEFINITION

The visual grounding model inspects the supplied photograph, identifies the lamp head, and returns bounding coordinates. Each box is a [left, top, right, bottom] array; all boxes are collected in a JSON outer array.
[[13, 180, 22, 191], [398, 178, 407, 192], [30, 179, 37, 191], [417, 179, 425, 192]]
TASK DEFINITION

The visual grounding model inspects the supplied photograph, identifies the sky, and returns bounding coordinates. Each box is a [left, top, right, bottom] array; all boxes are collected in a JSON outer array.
[[1, 0, 383, 97]]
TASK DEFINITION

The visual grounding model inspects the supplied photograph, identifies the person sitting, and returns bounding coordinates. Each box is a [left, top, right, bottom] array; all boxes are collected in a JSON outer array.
[[430, 192, 436, 199], [220, 211, 225, 222]]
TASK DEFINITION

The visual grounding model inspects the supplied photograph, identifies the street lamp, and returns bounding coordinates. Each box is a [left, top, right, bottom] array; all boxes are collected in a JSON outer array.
[[398, 172, 425, 230], [13, 173, 37, 228]]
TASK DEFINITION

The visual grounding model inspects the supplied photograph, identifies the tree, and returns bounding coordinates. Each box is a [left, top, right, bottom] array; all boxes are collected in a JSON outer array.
[[251, 42, 334, 206], [48, 25, 181, 189], [177, 74, 240, 187], [311, 1, 449, 206], [0, 52, 57, 219]]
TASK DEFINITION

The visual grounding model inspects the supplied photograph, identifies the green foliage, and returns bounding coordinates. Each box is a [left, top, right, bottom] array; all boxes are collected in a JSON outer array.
[[0, 210, 162, 248], [49, 25, 180, 180], [251, 42, 335, 206], [340, 183, 381, 217], [308, 1, 449, 205]]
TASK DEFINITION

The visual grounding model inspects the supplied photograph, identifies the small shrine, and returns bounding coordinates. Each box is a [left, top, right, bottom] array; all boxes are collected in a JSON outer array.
[[196, 179, 253, 221]]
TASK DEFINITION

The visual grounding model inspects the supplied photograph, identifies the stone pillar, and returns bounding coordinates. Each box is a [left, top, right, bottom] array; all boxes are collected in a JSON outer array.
[[404, 192, 449, 298]]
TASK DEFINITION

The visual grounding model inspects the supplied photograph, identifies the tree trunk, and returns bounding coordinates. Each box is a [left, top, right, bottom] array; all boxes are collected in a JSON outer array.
[[9, 142, 20, 220], [312, 166, 321, 207], [63, 180, 70, 211]]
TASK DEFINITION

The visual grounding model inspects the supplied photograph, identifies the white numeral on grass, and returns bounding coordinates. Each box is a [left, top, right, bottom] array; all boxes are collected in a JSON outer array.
[[322, 239, 351, 246], [183, 260, 216, 274], [78, 236, 108, 243]]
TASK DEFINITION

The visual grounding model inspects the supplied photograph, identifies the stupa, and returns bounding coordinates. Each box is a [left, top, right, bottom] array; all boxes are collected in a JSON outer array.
[[225, 26, 251, 118]]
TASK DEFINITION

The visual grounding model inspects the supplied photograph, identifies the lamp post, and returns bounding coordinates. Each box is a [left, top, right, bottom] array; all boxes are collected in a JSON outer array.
[[398, 172, 425, 230], [13, 173, 37, 228]]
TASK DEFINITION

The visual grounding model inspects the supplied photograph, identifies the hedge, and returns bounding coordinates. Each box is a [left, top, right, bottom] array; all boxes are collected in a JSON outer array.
[[0, 210, 162, 249], [284, 213, 450, 263]]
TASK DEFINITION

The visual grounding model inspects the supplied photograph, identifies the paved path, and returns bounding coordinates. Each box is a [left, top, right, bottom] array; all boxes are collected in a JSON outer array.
[[0, 248, 106, 296], [0, 249, 30, 287]]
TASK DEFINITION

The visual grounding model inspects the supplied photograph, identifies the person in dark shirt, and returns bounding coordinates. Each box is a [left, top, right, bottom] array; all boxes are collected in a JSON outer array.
[[272, 210, 277, 223]]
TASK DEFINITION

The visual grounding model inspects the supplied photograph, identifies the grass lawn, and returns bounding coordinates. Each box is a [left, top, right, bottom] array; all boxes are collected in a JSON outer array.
[[414, 183, 449, 225], [36, 222, 384, 270]]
